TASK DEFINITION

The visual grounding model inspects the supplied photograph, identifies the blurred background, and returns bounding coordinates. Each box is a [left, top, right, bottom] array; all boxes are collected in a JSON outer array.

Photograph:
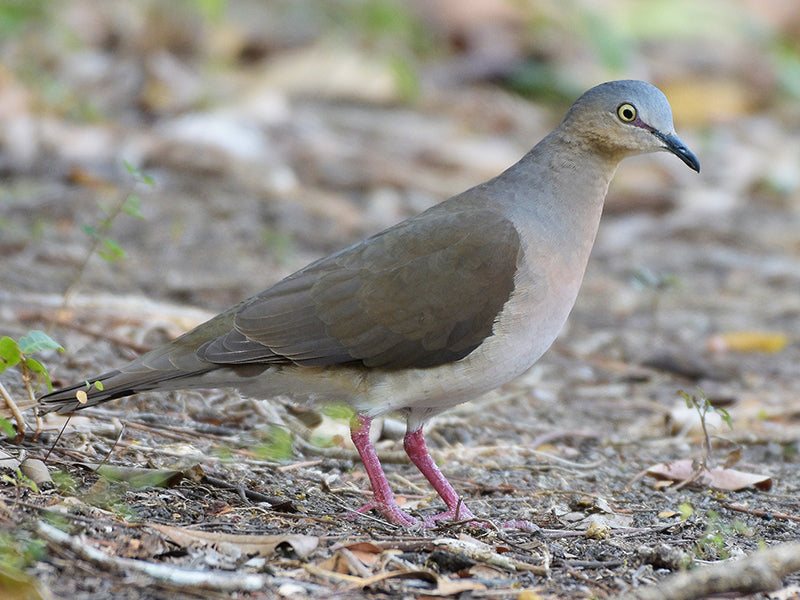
[[0, 0, 798, 411]]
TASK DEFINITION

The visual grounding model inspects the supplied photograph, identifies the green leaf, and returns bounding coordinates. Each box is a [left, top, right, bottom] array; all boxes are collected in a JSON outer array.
[[81, 223, 98, 239], [122, 194, 144, 218], [96, 465, 184, 488], [98, 237, 126, 262], [320, 403, 355, 421], [25, 358, 53, 392], [389, 55, 419, 102], [717, 407, 733, 429], [254, 427, 294, 461], [51, 470, 78, 494], [18, 330, 64, 354], [123, 160, 155, 186], [0, 417, 16, 439], [123, 160, 138, 177], [0, 337, 22, 373]]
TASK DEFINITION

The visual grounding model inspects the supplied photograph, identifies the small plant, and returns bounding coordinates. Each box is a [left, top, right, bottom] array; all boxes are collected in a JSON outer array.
[[680, 388, 733, 470], [61, 161, 152, 306], [0, 468, 40, 495], [694, 510, 753, 561], [50, 469, 78, 495], [0, 531, 47, 573], [83, 478, 138, 521], [0, 331, 64, 436], [253, 426, 294, 461]]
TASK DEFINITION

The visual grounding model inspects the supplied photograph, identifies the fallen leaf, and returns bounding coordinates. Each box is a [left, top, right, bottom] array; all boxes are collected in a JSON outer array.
[[707, 331, 789, 354], [517, 591, 545, 600], [427, 575, 486, 596], [318, 547, 375, 577], [318, 551, 354, 575], [646, 460, 772, 491], [93, 464, 186, 488], [150, 524, 319, 559], [585, 520, 611, 539], [333, 541, 383, 554], [20, 458, 52, 487], [351, 568, 437, 589], [0, 449, 20, 471], [347, 567, 485, 596]]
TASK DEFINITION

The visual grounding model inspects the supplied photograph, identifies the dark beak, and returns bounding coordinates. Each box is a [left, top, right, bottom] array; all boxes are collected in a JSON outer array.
[[654, 131, 700, 173]]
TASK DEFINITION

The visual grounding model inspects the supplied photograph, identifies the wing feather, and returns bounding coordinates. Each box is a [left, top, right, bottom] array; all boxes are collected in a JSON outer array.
[[199, 202, 520, 370]]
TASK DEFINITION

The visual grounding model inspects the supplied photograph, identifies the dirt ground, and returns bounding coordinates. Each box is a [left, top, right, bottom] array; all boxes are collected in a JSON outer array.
[[2, 3, 800, 599]]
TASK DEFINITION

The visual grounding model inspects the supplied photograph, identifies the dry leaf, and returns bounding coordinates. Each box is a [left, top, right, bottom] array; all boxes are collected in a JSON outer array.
[[427, 575, 486, 596], [336, 541, 383, 554], [517, 591, 545, 600], [646, 460, 772, 491], [352, 568, 436, 589], [0, 449, 21, 471], [20, 458, 52, 487], [707, 331, 789, 354], [318, 548, 374, 577], [150, 524, 319, 559], [318, 552, 355, 575], [585, 520, 611, 539], [330, 541, 383, 567], [348, 568, 485, 596]]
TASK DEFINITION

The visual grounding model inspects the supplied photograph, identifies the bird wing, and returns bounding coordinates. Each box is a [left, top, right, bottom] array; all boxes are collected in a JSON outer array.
[[199, 204, 520, 369]]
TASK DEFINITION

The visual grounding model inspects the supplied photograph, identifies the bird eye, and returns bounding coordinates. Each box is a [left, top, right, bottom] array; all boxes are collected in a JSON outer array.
[[617, 103, 637, 122]]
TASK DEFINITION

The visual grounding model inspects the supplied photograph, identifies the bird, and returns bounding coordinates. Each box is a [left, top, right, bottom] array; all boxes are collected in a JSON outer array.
[[40, 80, 700, 528]]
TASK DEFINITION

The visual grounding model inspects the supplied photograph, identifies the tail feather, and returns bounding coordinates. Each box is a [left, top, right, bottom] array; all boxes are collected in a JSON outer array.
[[39, 306, 240, 414], [38, 366, 216, 414]]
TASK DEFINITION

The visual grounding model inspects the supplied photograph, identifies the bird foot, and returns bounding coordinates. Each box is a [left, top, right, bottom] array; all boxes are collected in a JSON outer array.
[[423, 508, 539, 532], [420, 504, 477, 527], [349, 499, 420, 527], [350, 500, 538, 532]]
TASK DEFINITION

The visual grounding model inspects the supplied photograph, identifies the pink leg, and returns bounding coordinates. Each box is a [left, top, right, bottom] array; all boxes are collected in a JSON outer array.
[[349, 415, 418, 527], [405, 427, 539, 532], [349, 417, 537, 531], [403, 427, 476, 523]]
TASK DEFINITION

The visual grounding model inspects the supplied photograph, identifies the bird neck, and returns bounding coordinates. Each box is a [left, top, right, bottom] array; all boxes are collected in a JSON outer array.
[[501, 130, 621, 267], [513, 130, 617, 221]]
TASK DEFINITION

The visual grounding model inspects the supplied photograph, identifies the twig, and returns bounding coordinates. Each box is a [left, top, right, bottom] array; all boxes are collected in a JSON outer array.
[[35, 520, 267, 591], [624, 541, 800, 600], [200, 475, 296, 511], [42, 416, 72, 463], [713, 499, 800, 523], [0, 381, 25, 436]]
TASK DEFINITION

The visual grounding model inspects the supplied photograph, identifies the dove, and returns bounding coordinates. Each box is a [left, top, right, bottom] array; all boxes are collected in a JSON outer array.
[[40, 80, 699, 527]]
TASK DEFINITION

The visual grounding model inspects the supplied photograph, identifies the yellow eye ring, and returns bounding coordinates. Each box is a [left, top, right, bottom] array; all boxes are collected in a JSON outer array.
[[617, 103, 637, 122]]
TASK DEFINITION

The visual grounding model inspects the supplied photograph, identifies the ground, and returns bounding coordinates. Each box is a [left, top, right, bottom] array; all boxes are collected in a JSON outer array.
[[1, 3, 800, 599]]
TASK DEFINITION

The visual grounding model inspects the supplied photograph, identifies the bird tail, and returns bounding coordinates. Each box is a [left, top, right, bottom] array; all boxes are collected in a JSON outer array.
[[38, 365, 216, 414], [38, 304, 242, 414]]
